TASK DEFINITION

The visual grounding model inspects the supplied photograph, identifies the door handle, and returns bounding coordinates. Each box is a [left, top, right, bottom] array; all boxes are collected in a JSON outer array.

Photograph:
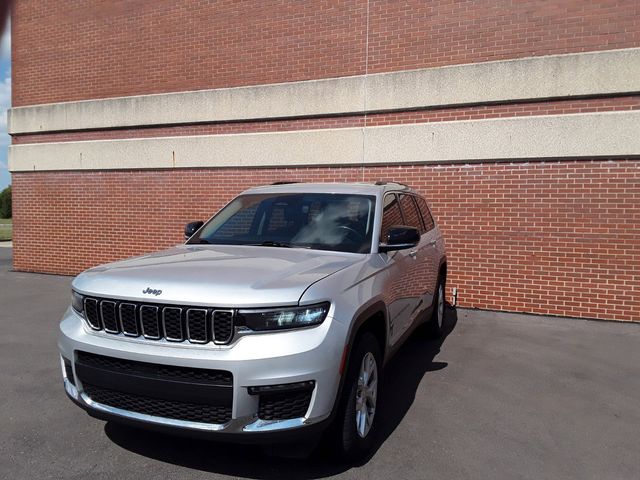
[[428, 240, 437, 247], [409, 250, 417, 258]]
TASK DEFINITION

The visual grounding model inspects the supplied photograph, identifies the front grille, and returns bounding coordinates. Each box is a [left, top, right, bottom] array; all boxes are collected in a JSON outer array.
[[83, 383, 232, 424], [76, 351, 233, 386], [258, 390, 313, 420], [79, 296, 235, 345]]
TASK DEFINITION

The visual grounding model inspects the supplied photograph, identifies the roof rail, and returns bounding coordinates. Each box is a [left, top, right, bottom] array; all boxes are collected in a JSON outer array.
[[374, 180, 410, 188], [271, 181, 300, 185]]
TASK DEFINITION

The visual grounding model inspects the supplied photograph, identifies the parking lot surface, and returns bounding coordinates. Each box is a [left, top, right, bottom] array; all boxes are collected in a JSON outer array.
[[1, 247, 639, 479]]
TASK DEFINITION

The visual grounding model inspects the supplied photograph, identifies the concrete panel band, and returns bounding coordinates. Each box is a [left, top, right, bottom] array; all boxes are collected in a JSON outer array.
[[7, 48, 640, 135], [8, 111, 640, 172]]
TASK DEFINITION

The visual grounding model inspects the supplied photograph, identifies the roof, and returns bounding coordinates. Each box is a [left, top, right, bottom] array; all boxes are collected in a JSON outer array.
[[242, 182, 411, 196]]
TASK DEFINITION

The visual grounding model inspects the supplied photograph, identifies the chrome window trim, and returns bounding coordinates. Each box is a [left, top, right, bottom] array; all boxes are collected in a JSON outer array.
[[139, 305, 161, 340], [186, 308, 209, 344], [100, 300, 120, 334], [162, 307, 184, 342], [118, 303, 139, 337], [212, 309, 234, 345], [83, 298, 102, 330]]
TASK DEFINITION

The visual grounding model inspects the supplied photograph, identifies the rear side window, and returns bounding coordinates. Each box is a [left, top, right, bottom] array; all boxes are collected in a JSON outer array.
[[399, 194, 424, 234], [380, 194, 404, 241], [414, 196, 435, 232]]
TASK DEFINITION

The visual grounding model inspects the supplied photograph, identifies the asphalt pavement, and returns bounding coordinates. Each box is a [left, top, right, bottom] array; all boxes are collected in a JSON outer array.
[[1, 247, 639, 479]]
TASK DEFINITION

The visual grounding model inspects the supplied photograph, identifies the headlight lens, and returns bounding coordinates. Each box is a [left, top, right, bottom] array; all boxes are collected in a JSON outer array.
[[71, 291, 84, 315], [238, 303, 330, 331]]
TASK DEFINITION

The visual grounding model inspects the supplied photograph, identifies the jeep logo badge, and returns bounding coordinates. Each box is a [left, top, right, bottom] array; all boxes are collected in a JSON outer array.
[[142, 287, 162, 296]]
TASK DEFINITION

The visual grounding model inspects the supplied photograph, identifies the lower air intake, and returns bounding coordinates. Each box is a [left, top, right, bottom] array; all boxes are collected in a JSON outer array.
[[83, 383, 232, 424]]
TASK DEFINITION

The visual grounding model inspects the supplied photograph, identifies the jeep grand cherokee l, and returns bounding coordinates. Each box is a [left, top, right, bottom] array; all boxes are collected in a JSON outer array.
[[59, 181, 447, 459]]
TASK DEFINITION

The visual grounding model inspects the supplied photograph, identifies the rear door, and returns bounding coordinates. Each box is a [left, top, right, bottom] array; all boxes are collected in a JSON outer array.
[[414, 195, 440, 312], [380, 193, 417, 345], [397, 193, 435, 330]]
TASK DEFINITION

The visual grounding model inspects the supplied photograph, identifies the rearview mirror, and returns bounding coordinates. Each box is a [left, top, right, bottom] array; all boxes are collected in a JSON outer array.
[[184, 221, 204, 240], [379, 226, 420, 253]]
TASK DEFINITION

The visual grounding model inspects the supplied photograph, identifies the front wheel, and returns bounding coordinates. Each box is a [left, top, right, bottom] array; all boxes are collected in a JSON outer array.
[[335, 332, 382, 461]]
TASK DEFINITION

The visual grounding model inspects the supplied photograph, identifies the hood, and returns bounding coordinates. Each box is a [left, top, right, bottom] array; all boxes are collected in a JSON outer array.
[[73, 245, 362, 307]]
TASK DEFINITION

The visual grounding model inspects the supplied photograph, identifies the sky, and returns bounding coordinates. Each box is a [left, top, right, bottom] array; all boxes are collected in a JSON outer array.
[[0, 19, 10, 190]]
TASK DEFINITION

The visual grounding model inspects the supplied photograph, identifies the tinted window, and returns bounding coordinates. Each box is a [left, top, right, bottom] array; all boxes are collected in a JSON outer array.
[[381, 194, 404, 242], [399, 194, 424, 234], [213, 203, 259, 238], [189, 193, 376, 253], [414, 195, 435, 232]]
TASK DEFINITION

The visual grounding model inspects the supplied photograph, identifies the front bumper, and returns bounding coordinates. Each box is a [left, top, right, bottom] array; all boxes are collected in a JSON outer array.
[[59, 307, 346, 439]]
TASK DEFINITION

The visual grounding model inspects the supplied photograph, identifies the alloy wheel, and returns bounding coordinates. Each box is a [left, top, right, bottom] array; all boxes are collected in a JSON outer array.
[[355, 351, 378, 438]]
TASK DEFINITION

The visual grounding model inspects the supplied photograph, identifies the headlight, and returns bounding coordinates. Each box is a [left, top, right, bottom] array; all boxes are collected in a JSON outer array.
[[71, 291, 84, 315], [237, 303, 330, 331]]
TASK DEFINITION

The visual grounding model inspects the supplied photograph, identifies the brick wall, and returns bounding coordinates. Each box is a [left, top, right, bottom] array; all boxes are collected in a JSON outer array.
[[12, 160, 640, 322], [9, 0, 640, 323], [12, 0, 640, 106]]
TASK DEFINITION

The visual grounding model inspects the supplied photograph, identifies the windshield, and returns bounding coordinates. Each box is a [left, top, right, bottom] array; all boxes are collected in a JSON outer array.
[[188, 193, 376, 253]]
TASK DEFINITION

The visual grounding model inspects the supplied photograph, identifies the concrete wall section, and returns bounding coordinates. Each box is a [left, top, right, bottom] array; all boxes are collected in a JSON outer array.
[[9, 111, 640, 172]]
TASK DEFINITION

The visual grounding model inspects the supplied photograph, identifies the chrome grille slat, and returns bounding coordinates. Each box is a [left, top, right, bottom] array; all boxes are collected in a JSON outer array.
[[80, 297, 236, 345], [100, 300, 119, 334], [212, 310, 234, 344], [140, 305, 161, 340], [162, 307, 184, 342], [186, 309, 208, 344], [84, 298, 101, 330], [119, 303, 139, 337]]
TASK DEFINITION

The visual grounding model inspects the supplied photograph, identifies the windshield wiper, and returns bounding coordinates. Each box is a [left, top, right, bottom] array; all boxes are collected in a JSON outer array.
[[251, 240, 292, 248]]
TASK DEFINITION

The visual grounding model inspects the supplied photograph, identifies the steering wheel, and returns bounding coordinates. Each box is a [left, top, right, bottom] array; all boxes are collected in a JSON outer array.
[[336, 225, 364, 242]]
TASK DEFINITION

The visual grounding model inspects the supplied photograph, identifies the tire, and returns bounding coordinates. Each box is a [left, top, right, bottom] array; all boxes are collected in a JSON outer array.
[[335, 332, 382, 461], [426, 275, 446, 339]]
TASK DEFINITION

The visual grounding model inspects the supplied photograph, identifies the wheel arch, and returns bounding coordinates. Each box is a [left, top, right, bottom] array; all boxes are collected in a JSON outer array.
[[326, 300, 388, 426], [439, 257, 447, 280]]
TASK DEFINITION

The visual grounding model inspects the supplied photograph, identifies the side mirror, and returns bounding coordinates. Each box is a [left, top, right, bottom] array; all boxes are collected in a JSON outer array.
[[379, 226, 420, 253], [184, 221, 204, 240]]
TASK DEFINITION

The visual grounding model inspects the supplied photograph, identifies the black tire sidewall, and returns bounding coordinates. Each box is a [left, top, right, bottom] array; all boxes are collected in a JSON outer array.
[[428, 275, 445, 338], [336, 332, 382, 460]]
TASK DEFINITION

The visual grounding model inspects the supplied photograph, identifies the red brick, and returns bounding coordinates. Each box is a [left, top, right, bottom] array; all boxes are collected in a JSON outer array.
[[11, 159, 640, 322], [12, 0, 640, 106]]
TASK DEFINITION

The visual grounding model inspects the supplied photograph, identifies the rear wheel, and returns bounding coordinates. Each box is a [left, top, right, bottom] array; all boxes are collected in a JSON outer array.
[[426, 276, 445, 338], [335, 332, 382, 461]]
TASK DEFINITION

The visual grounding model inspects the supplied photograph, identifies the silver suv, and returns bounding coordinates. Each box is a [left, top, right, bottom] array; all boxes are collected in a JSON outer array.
[[59, 182, 447, 459]]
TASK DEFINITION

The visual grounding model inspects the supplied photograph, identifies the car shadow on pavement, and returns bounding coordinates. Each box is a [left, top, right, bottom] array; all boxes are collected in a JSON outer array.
[[104, 306, 458, 478]]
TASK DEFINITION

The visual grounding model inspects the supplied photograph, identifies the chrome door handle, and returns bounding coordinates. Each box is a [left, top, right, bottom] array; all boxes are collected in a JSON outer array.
[[428, 240, 437, 247], [409, 250, 417, 258]]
